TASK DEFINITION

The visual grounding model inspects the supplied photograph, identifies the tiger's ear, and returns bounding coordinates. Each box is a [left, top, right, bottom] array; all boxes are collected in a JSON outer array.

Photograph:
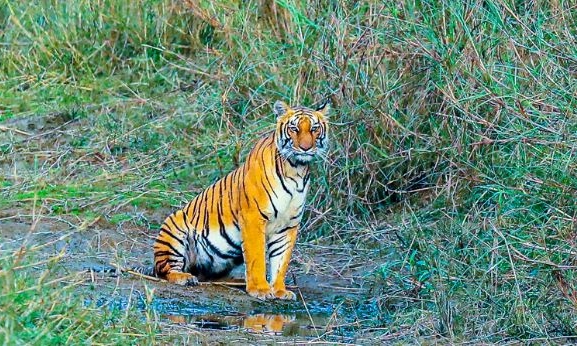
[[273, 101, 290, 118], [316, 99, 330, 117]]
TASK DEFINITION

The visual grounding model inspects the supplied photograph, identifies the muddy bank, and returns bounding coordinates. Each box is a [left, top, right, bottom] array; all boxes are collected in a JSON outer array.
[[0, 215, 379, 343]]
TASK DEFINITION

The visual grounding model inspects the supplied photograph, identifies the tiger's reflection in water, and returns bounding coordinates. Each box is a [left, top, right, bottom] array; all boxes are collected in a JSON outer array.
[[165, 312, 327, 336]]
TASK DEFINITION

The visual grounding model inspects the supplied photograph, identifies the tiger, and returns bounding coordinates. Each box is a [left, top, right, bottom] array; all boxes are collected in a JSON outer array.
[[141, 100, 329, 300]]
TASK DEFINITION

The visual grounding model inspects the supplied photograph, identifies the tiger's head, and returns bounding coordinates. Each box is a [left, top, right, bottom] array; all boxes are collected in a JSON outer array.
[[273, 100, 329, 165]]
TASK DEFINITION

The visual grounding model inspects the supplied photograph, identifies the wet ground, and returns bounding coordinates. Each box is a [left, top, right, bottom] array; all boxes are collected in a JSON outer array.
[[0, 214, 378, 343]]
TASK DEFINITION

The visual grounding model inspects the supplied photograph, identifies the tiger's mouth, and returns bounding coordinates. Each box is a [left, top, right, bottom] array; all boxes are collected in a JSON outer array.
[[288, 148, 318, 164], [294, 152, 315, 162]]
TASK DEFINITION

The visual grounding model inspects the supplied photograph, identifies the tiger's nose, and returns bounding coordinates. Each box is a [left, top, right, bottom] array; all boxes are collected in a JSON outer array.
[[299, 141, 313, 151]]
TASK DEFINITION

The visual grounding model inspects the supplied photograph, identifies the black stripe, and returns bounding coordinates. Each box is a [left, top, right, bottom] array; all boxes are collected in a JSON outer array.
[[193, 192, 205, 230], [303, 171, 310, 187], [277, 225, 295, 234], [287, 157, 299, 168], [226, 172, 235, 208], [168, 214, 187, 234], [256, 138, 268, 160], [267, 234, 287, 249], [261, 180, 278, 218], [241, 168, 251, 207], [199, 238, 215, 263], [154, 250, 177, 257], [188, 196, 198, 228], [202, 236, 240, 259], [182, 206, 192, 228], [269, 243, 288, 258], [258, 146, 268, 170], [203, 187, 210, 207], [263, 168, 279, 198], [210, 182, 217, 213], [155, 239, 185, 258], [184, 200, 193, 221], [158, 258, 184, 271], [181, 252, 188, 271], [217, 203, 242, 252], [286, 176, 302, 191], [274, 156, 293, 197], [160, 225, 174, 234], [193, 233, 201, 255], [203, 205, 210, 238], [217, 178, 224, 199], [253, 198, 269, 221], [202, 188, 211, 237], [247, 140, 267, 171], [156, 259, 167, 272], [281, 123, 291, 147], [160, 228, 185, 247], [294, 177, 306, 193]]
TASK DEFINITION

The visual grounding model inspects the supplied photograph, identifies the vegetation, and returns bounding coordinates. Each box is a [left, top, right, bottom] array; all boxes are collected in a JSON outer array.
[[1, 0, 576, 343], [0, 250, 159, 344]]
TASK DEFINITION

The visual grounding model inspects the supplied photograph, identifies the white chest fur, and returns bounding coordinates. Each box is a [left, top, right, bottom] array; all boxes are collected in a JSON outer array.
[[265, 174, 309, 236]]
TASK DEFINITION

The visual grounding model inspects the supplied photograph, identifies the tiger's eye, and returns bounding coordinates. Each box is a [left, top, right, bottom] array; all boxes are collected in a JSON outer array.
[[289, 125, 299, 133]]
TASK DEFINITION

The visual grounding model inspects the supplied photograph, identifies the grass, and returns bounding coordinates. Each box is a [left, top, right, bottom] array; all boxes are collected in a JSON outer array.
[[0, 248, 159, 345], [1, 0, 577, 343]]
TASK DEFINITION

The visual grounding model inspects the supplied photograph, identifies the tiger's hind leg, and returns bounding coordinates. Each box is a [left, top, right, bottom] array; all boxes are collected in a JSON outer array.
[[153, 210, 199, 286]]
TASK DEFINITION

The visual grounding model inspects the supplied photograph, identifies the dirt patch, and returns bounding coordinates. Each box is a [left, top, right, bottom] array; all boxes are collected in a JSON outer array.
[[0, 215, 375, 343]]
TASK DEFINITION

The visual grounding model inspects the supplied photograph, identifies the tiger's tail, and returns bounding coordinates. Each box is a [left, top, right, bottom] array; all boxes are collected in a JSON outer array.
[[130, 265, 156, 277], [82, 264, 154, 278]]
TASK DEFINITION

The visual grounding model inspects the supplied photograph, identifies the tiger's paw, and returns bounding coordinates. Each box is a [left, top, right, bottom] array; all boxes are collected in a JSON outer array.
[[274, 289, 296, 300], [247, 286, 274, 300], [166, 272, 199, 286]]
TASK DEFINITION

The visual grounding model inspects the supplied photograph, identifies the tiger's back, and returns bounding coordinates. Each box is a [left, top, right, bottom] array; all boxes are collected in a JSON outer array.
[[150, 100, 329, 300]]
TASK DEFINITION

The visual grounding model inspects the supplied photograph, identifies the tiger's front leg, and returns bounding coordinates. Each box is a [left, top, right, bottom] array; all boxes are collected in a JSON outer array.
[[241, 217, 274, 300], [267, 226, 298, 300]]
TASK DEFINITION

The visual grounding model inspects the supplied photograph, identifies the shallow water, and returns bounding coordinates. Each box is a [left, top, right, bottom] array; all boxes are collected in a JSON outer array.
[[160, 295, 335, 336], [163, 311, 332, 336], [93, 294, 335, 337]]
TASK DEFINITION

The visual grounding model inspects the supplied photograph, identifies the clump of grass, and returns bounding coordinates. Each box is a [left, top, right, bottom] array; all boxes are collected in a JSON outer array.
[[0, 247, 159, 344], [1, 0, 577, 343]]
